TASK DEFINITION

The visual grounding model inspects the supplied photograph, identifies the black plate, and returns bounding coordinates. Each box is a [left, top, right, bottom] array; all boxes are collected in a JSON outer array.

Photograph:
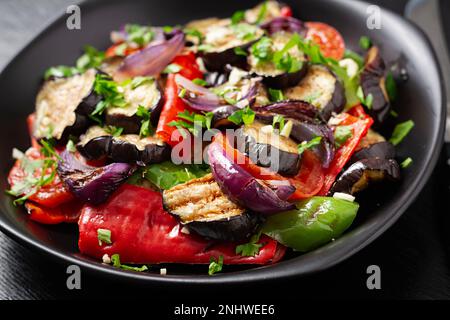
[[0, 0, 445, 285]]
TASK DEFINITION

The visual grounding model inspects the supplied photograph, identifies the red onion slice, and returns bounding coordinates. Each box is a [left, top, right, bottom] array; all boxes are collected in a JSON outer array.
[[208, 139, 295, 215], [57, 151, 135, 205], [115, 31, 185, 80]]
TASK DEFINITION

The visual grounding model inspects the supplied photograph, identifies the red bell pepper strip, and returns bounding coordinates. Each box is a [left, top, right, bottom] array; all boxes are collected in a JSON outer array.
[[78, 184, 285, 265], [318, 107, 374, 195], [156, 52, 203, 146], [25, 201, 82, 224]]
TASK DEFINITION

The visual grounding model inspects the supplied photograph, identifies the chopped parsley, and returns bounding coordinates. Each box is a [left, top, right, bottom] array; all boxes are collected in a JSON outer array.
[[136, 105, 154, 137], [168, 110, 214, 136], [236, 232, 263, 257], [400, 157, 413, 169], [356, 86, 373, 109], [231, 23, 260, 42], [97, 228, 112, 245], [124, 24, 154, 47], [104, 125, 124, 137], [76, 45, 106, 71], [231, 10, 245, 25], [268, 88, 284, 102], [385, 72, 398, 101], [389, 120, 414, 146], [130, 76, 154, 89], [227, 106, 255, 126], [298, 137, 322, 155], [110, 254, 148, 272], [390, 110, 399, 118], [184, 28, 204, 44], [192, 78, 208, 86], [272, 114, 286, 132], [334, 126, 353, 148], [250, 37, 273, 63], [66, 140, 76, 153], [91, 74, 127, 117], [163, 63, 182, 74], [44, 66, 79, 80], [255, 1, 268, 24], [234, 46, 248, 56], [359, 36, 372, 50], [208, 255, 223, 275]]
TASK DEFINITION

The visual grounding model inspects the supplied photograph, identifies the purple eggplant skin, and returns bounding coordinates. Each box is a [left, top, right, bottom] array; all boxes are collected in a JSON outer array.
[[253, 100, 320, 123], [329, 158, 400, 195], [208, 140, 295, 214], [235, 126, 301, 176], [360, 46, 391, 124], [321, 75, 346, 121], [260, 64, 308, 90], [77, 134, 171, 165], [57, 151, 135, 205], [260, 16, 307, 36], [188, 212, 264, 242], [211, 105, 239, 128], [350, 141, 396, 164]]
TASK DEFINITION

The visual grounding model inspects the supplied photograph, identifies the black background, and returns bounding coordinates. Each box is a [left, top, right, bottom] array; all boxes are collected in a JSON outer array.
[[0, 0, 449, 300]]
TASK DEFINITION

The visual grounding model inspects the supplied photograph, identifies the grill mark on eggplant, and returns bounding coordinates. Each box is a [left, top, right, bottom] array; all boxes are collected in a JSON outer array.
[[34, 68, 101, 141], [163, 174, 262, 241]]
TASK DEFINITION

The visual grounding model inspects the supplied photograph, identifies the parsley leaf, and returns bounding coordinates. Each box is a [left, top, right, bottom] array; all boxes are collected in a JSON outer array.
[[359, 36, 372, 50], [91, 74, 127, 117], [231, 10, 245, 25], [76, 45, 105, 71], [250, 36, 273, 63], [298, 137, 322, 155], [136, 105, 154, 137], [255, 1, 268, 24], [124, 24, 154, 47], [44, 66, 79, 80], [268, 88, 284, 102], [334, 126, 353, 148], [163, 63, 182, 74], [236, 232, 263, 257], [208, 255, 223, 275], [356, 86, 373, 109], [104, 125, 124, 137], [110, 254, 148, 272], [168, 110, 214, 136], [97, 228, 112, 245], [130, 76, 154, 89], [385, 72, 397, 101], [272, 114, 285, 131], [234, 47, 248, 56], [400, 157, 413, 169], [184, 28, 204, 44], [389, 120, 414, 146], [192, 78, 208, 86], [66, 140, 76, 153], [227, 106, 255, 126]]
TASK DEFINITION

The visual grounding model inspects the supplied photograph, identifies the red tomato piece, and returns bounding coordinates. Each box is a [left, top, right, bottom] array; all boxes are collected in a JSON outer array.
[[306, 21, 345, 60]]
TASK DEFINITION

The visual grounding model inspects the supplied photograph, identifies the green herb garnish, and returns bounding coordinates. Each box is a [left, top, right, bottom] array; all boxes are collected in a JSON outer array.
[[334, 126, 353, 148], [389, 120, 414, 146], [298, 137, 322, 155], [400, 157, 413, 169], [97, 228, 112, 245], [192, 78, 208, 86], [136, 105, 154, 137], [268, 88, 284, 102], [356, 86, 373, 109], [125, 24, 154, 47], [208, 255, 224, 275], [236, 232, 263, 257], [227, 106, 255, 126], [110, 254, 148, 272], [163, 63, 182, 74], [359, 36, 372, 50], [231, 10, 245, 25], [168, 110, 214, 136]]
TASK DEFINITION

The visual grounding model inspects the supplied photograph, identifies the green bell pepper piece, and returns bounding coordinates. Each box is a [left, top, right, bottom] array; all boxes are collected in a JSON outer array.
[[262, 197, 359, 252]]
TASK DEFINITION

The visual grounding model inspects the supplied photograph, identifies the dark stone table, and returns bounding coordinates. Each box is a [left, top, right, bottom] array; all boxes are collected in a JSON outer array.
[[1, 0, 449, 300]]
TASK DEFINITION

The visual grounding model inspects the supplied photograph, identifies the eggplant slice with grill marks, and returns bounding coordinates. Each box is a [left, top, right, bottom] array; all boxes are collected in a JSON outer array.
[[360, 46, 391, 124], [163, 173, 263, 242], [77, 126, 170, 165], [235, 121, 301, 176], [248, 32, 308, 89], [195, 19, 265, 72], [105, 77, 163, 133], [34, 68, 101, 142], [351, 129, 395, 164], [283, 64, 346, 120], [329, 158, 400, 195]]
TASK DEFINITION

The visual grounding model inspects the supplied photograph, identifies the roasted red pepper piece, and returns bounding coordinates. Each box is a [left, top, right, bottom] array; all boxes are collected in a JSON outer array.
[[318, 106, 374, 195], [156, 53, 203, 146], [25, 201, 82, 224], [8, 147, 74, 208], [78, 184, 285, 265]]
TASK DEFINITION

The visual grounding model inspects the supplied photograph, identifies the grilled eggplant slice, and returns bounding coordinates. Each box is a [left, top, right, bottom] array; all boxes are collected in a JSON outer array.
[[236, 121, 301, 176], [244, 1, 287, 25], [283, 65, 345, 120], [351, 142, 396, 164], [105, 77, 162, 133], [34, 68, 101, 141], [248, 32, 308, 89], [329, 158, 400, 195], [163, 174, 262, 241], [360, 46, 390, 124], [77, 126, 170, 165], [197, 19, 264, 71]]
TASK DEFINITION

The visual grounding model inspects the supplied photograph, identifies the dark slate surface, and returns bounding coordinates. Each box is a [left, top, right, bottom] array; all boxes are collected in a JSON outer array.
[[1, 0, 449, 300]]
